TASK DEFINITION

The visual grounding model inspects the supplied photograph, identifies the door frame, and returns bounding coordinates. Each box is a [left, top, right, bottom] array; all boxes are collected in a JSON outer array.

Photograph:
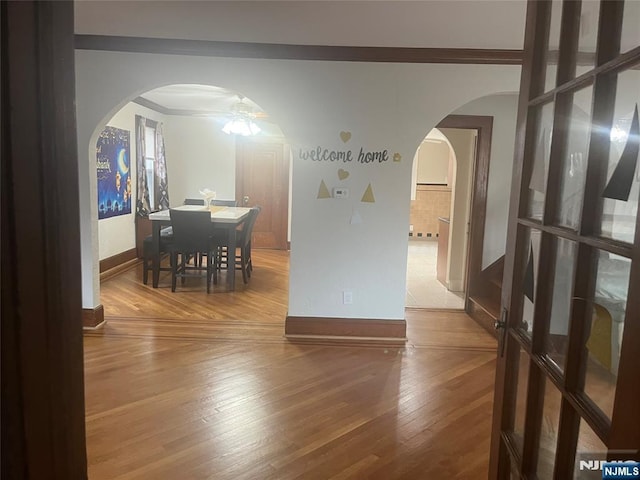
[[436, 115, 494, 323], [1, 2, 88, 477]]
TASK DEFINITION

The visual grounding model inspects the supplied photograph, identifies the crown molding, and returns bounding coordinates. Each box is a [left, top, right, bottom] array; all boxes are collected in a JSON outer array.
[[76, 34, 523, 65]]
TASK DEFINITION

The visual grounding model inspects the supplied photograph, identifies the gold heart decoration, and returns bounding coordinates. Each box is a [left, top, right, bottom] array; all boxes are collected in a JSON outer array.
[[338, 168, 350, 180], [340, 131, 352, 143]]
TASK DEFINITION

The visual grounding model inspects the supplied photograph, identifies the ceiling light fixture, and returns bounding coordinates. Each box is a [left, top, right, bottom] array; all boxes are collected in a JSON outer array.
[[222, 96, 261, 136], [222, 117, 261, 136]]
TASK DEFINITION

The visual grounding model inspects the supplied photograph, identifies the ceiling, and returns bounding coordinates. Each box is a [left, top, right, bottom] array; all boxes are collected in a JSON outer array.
[[139, 84, 265, 116], [136, 84, 285, 137], [86, 1, 529, 135], [75, 1, 527, 50]]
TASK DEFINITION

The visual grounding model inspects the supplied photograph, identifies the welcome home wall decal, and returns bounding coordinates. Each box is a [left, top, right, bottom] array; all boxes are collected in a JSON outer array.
[[298, 146, 390, 164]]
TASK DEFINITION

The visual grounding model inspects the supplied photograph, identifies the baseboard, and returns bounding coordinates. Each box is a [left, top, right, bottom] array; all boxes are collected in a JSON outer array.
[[100, 258, 140, 282], [82, 305, 105, 329], [286, 334, 406, 347], [447, 280, 464, 292], [285, 316, 407, 342], [100, 248, 137, 273]]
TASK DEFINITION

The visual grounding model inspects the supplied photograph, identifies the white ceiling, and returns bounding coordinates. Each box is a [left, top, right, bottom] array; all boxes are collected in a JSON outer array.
[[83, 1, 528, 134], [75, 0, 527, 50], [140, 84, 265, 115]]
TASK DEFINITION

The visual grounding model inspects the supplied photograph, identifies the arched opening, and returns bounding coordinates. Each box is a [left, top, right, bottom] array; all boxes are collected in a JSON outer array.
[[406, 128, 465, 309], [90, 83, 291, 320], [405, 92, 520, 328]]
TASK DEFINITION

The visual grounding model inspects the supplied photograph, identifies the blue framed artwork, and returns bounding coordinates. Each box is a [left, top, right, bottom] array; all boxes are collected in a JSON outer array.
[[97, 126, 131, 219]]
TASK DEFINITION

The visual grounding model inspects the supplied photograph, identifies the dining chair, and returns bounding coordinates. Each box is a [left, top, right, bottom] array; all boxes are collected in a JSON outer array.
[[209, 199, 238, 268], [210, 199, 238, 207], [183, 198, 205, 206], [182, 198, 208, 265], [240, 206, 261, 281], [142, 226, 174, 285], [220, 206, 261, 284], [168, 209, 219, 293]]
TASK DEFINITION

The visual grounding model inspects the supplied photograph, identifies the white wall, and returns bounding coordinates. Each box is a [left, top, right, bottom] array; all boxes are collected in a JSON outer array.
[[416, 141, 450, 185], [100, 109, 288, 262], [440, 128, 476, 292], [454, 93, 519, 269], [98, 103, 165, 260], [163, 116, 237, 205], [410, 128, 453, 200], [75, 50, 520, 317]]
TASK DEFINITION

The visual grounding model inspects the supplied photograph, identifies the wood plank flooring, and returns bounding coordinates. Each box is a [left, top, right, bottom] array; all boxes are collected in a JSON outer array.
[[86, 250, 498, 479]]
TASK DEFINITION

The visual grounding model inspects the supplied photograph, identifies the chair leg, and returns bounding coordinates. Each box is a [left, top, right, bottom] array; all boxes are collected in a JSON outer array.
[[171, 252, 177, 292], [245, 248, 252, 278], [241, 251, 249, 284], [143, 257, 149, 285], [212, 249, 218, 285], [206, 253, 211, 294], [181, 253, 186, 285]]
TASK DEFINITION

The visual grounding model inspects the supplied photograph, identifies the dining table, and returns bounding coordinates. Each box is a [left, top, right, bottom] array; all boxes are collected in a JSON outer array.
[[148, 205, 251, 291]]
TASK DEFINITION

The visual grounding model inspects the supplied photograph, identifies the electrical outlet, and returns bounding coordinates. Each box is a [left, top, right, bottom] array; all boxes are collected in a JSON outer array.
[[343, 291, 353, 305]]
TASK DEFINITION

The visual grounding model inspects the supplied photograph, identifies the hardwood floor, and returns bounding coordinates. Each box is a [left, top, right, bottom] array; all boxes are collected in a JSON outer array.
[[86, 250, 498, 479]]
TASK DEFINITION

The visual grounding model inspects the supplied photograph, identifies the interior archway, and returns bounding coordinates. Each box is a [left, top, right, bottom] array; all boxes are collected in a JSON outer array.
[[406, 128, 464, 309], [405, 92, 519, 314], [91, 83, 290, 302]]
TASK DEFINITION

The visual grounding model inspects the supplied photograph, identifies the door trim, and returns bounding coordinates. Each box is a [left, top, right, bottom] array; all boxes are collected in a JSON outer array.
[[436, 114, 494, 328], [2, 2, 88, 477]]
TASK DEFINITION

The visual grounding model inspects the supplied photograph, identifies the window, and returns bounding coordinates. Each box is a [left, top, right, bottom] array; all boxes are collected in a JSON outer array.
[[136, 115, 161, 212], [144, 124, 157, 209]]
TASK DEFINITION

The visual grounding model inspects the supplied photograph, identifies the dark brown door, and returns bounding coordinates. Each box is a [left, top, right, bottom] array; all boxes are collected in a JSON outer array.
[[490, 1, 640, 478], [236, 138, 289, 249]]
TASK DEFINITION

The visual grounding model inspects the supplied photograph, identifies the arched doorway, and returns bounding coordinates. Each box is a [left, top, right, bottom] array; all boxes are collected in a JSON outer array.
[[91, 83, 290, 318], [406, 127, 465, 309]]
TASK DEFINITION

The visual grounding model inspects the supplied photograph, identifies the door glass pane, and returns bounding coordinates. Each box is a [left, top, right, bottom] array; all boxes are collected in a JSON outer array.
[[513, 346, 531, 454], [583, 250, 631, 419], [536, 379, 563, 479], [546, 238, 577, 372], [576, 1, 600, 74], [620, 0, 640, 54], [574, 419, 607, 479], [556, 86, 593, 229], [527, 102, 555, 221], [544, 0, 563, 92], [506, 450, 519, 479], [521, 228, 542, 337], [599, 68, 640, 244]]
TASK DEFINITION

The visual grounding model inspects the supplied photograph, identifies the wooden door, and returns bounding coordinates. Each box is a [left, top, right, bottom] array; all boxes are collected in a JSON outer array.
[[236, 138, 289, 250], [490, 1, 640, 478]]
